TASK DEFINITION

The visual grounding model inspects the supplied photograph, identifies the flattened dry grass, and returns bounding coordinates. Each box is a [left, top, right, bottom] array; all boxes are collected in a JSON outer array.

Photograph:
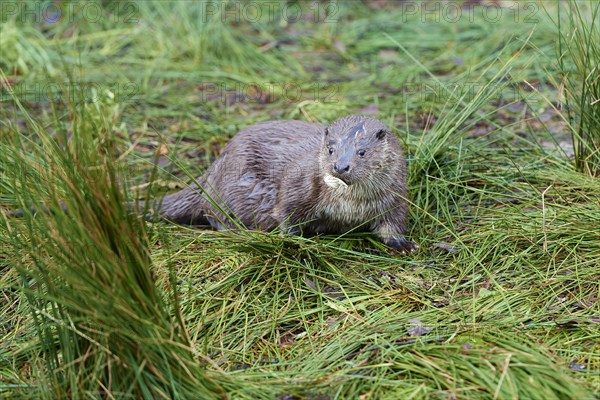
[[1, 1, 598, 399]]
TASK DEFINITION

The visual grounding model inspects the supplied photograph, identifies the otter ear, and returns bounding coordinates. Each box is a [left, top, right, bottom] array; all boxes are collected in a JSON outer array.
[[375, 129, 387, 140], [324, 127, 329, 136]]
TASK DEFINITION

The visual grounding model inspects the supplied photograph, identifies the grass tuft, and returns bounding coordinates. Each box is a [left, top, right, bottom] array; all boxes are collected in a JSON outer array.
[[0, 74, 226, 398], [555, 0, 600, 175]]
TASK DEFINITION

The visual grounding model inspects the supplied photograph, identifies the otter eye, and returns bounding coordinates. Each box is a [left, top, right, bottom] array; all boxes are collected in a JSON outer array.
[[328, 147, 334, 155], [357, 149, 366, 157]]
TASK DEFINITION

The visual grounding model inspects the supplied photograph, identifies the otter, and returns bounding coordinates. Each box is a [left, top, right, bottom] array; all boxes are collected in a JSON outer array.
[[157, 115, 417, 252]]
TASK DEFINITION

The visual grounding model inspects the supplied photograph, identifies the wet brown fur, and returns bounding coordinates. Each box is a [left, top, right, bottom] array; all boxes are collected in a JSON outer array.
[[158, 115, 416, 251]]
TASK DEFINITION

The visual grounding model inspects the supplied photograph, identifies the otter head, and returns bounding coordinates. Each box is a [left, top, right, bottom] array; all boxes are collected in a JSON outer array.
[[320, 116, 391, 188]]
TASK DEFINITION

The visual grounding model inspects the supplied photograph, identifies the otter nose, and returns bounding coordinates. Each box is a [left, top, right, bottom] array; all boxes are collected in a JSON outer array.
[[334, 163, 350, 174]]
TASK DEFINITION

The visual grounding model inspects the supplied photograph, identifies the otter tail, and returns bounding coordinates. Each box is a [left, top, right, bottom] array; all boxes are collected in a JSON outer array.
[[154, 185, 212, 226]]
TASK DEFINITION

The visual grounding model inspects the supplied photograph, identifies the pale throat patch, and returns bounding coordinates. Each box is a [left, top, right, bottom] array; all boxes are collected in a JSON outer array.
[[324, 174, 348, 189]]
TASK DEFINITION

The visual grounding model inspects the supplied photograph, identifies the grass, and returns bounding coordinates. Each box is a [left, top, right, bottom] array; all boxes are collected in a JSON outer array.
[[1, 1, 599, 399], [555, 0, 600, 175]]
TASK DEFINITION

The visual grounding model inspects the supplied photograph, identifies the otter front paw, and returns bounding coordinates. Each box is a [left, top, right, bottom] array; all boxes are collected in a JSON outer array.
[[384, 236, 419, 253]]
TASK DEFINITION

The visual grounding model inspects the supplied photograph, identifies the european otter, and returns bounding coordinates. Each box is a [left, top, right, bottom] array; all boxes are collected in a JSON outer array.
[[158, 115, 417, 252]]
